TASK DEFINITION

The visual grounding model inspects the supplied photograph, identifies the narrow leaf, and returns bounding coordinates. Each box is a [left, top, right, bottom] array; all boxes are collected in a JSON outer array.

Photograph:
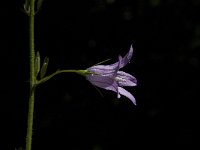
[[37, 0, 44, 11], [23, 0, 30, 14], [40, 57, 49, 79]]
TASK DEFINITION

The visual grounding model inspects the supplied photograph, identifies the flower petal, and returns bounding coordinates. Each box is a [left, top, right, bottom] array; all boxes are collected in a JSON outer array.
[[87, 55, 120, 77], [120, 45, 133, 68], [86, 74, 118, 92], [87, 63, 118, 76], [109, 45, 133, 69], [118, 87, 136, 105], [88, 45, 133, 75], [116, 71, 137, 87], [88, 65, 116, 72]]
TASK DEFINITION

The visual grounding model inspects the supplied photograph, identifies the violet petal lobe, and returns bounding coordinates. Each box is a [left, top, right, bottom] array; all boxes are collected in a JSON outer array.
[[109, 45, 133, 69], [116, 71, 137, 87], [120, 45, 133, 68], [88, 45, 133, 74], [118, 87, 136, 105]]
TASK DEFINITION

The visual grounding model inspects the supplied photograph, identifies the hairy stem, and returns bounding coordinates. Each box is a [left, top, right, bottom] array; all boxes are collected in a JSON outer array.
[[26, 0, 35, 150]]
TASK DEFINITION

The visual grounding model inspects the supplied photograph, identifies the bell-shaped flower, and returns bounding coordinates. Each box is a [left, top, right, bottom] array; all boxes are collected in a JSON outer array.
[[86, 45, 137, 105]]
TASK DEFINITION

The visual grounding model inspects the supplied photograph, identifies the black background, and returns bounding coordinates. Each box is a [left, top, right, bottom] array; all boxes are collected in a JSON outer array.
[[1, 0, 199, 149]]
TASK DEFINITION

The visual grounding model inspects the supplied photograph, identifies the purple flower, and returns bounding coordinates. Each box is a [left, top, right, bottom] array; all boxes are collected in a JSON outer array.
[[86, 45, 137, 105]]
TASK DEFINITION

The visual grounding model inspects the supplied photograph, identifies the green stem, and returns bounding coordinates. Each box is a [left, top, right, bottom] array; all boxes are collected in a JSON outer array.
[[26, 0, 35, 150], [36, 70, 87, 85]]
